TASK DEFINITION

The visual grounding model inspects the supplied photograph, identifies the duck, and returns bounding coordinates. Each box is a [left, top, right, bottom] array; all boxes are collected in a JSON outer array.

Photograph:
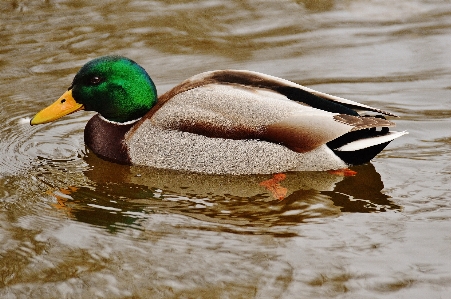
[[30, 55, 407, 175]]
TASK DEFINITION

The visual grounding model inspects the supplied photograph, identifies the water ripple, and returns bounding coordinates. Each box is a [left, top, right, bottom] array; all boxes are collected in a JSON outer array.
[[0, 99, 89, 176]]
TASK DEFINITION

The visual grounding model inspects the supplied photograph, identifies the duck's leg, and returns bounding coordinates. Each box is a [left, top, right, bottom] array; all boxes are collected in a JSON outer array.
[[47, 186, 78, 217], [259, 173, 288, 201], [328, 168, 357, 176]]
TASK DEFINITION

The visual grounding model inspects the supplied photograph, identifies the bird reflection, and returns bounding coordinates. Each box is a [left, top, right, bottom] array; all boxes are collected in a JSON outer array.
[[49, 153, 400, 231]]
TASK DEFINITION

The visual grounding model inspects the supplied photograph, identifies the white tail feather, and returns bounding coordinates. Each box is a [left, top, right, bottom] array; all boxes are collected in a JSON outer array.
[[336, 131, 408, 151]]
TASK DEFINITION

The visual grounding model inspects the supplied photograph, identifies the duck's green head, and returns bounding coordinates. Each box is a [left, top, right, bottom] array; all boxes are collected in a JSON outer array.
[[31, 56, 157, 124]]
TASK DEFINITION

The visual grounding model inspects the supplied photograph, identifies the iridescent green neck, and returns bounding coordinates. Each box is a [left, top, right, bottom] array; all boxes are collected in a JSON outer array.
[[71, 56, 157, 123]]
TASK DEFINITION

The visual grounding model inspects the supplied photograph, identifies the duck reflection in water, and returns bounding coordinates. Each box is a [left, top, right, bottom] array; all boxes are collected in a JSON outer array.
[[48, 153, 400, 231]]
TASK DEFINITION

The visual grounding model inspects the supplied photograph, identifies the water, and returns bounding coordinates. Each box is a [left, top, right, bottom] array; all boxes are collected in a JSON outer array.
[[1, 0, 450, 298]]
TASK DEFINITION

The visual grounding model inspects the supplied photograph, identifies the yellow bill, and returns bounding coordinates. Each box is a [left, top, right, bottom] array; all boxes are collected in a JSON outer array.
[[30, 89, 84, 125]]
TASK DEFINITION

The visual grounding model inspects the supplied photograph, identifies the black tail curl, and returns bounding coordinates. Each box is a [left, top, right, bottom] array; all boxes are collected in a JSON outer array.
[[326, 115, 392, 165]]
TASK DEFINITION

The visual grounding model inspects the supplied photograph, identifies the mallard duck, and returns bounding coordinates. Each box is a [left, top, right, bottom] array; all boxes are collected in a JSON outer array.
[[30, 56, 407, 175]]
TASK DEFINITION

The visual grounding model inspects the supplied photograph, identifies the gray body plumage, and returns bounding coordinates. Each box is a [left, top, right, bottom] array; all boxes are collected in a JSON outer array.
[[127, 120, 348, 175]]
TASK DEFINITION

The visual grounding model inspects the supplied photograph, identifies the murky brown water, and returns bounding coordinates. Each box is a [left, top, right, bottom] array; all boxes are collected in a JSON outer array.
[[1, 0, 451, 298]]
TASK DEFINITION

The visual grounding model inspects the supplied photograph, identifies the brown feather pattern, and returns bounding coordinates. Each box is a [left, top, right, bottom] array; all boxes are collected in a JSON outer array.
[[333, 114, 396, 131]]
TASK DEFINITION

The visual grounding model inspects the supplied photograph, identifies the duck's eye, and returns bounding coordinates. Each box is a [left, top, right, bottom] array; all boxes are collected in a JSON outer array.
[[89, 76, 102, 85]]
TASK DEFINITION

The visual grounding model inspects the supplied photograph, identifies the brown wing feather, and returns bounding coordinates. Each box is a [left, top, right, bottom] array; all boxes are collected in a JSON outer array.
[[205, 70, 398, 116], [333, 114, 396, 131], [262, 113, 353, 153]]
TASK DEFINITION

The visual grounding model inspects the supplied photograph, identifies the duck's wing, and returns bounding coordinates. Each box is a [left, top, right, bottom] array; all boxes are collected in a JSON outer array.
[[182, 70, 399, 117], [134, 70, 396, 153]]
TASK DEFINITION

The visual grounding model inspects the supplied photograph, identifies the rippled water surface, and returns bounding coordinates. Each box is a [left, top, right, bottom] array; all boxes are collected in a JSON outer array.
[[1, 0, 451, 298]]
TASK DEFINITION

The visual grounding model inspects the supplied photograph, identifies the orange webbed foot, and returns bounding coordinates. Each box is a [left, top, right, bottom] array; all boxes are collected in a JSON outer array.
[[47, 186, 78, 216], [328, 168, 357, 176], [259, 173, 288, 201]]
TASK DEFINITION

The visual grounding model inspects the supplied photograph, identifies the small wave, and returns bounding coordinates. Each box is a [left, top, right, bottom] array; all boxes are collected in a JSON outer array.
[[0, 109, 89, 177]]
